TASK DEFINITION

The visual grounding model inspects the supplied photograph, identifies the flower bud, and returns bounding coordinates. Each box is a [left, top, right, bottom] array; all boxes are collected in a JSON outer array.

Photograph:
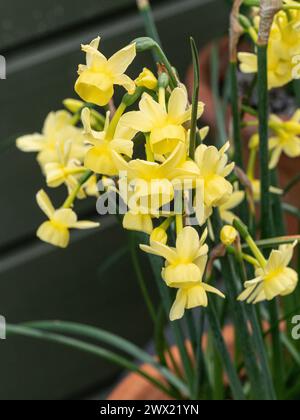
[[150, 227, 168, 245], [135, 68, 158, 90], [63, 98, 84, 113], [220, 225, 238, 246]]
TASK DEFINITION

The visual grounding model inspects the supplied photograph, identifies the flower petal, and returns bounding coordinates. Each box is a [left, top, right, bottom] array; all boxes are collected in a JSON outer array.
[[107, 43, 136, 75], [36, 190, 55, 219]]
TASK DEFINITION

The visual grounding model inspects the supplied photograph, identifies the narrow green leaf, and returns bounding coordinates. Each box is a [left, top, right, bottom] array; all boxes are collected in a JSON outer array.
[[207, 301, 245, 400], [6, 324, 176, 398], [189, 37, 200, 159], [210, 43, 227, 147], [24, 320, 189, 396]]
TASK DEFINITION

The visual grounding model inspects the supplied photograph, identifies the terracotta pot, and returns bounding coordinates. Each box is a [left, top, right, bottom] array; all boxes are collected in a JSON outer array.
[[186, 37, 300, 234], [108, 326, 235, 401]]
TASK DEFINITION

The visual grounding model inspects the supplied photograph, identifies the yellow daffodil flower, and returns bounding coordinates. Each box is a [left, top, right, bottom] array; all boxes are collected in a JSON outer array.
[[82, 107, 135, 176], [193, 142, 235, 225], [135, 68, 158, 90], [220, 225, 238, 246], [113, 142, 194, 215], [238, 242, 298, 304], [36, 190, 99, 248], [219, 190, 245, 224], [140, 226, 225, 320], [238, 7, 300, 89], [75, 37, 136, 106], [268, 112, 300, 169], [16, 111, 86, 170], [44, 140, 87, 196], [120, 87, 204, 155]]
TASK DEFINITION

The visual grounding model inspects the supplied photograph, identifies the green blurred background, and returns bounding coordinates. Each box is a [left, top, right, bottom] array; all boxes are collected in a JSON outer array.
[[0, 0, 229, 399]]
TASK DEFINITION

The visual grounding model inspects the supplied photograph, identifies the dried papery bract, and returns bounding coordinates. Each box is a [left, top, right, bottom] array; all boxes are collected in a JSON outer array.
[[229, 0, 243, 62], [137, 0, 149, 9], [258, 0, 282, 46]]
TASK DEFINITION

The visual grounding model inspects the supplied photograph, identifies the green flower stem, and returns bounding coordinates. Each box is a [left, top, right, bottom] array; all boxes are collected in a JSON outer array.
[[6, 324, 178, 399], [233, 219, 267, 268], [247, 148, 257, 179], [176, 214, 183, 235], [106, 102, 127, 140], [129, 232, 156, 322], [63, 170, 94, 209], [213, 212, 270, 400], [145, 134, 155, 162], [242, 233, 300, 249], [207, 301, 245, 400], [144, 246, 194, 398], [189, 37, 200, 159], [210, 44, 227, 148], [136, 0, 162, 62], [257, 44, 274, 238], [133, 37, 178, 89], [230, 61, 244, 169], [283, 173, 300, 195], [227, 246, 260, 267]]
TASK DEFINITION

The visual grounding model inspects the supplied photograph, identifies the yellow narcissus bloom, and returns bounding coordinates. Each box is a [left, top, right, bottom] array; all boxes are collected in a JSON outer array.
[[140, 227, 225, 320], [268, 112, 300, 169], [44, 140, 87, 196], [75, 37, 136, 106], [16, 111, 86, 170], [113, 142, 195, 216], [193, 142, 235, 225], [82, 108, 135, 176], [120, 87, 204, 155], [238, 242, 298, 304], [219, 190, 245, 224], [135, 68, 158, 90], [36, 190, 99, 248], [238, 7, 300, 89], [220, 226, 238, 246]]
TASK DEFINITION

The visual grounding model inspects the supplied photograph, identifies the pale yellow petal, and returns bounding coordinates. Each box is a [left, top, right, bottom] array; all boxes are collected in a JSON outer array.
[[170, 289, 187, 321], [16, 134, 45, 152], [36, 190, 55, 219], [107, 43, 136, 75], [114, 74, 136, 94]]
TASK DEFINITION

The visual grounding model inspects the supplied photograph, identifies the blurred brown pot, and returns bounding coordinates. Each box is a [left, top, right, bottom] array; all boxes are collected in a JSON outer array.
[[107, 325, 235, 401], [186, 37, 300, 234]]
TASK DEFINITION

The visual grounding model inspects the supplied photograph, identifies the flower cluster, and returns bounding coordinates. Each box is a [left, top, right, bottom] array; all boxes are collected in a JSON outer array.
[[239, 2, 300, 89], [16, 31, 299, 321]]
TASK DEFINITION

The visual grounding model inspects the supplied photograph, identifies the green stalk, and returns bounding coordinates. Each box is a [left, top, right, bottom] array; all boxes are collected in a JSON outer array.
[[63, 170, 94, 208], [189, 37, 200, 159], [129, 232, 156, 322], [136, 0, 162, 62], [207, 301, 245, 400], [257, 44, 274, 238], [210, 44, 227, 148], [133, 37, 178, 89], [214, 213, 271, 399], [230, 61, 244, 169], [140, 232, 194, 397], [283, 173, 300, 196]]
